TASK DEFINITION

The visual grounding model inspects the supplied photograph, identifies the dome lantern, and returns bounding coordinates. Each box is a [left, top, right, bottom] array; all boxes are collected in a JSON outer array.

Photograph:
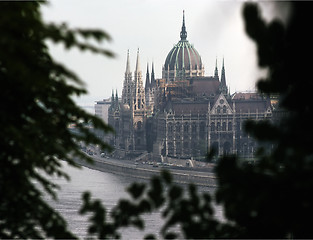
[[163, 11, 204, 81], [180, 10, 187, 41]]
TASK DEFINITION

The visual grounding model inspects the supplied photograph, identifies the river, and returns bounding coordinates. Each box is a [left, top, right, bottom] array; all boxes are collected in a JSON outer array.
[[44, 161, 223, 239]]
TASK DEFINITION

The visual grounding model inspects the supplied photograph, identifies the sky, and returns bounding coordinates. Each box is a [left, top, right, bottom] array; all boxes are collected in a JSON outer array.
[[42, 0, 290, 106]]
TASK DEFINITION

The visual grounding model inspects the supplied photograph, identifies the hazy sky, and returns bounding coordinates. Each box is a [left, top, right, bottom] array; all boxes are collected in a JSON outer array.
[[42, 0, 289, 105]]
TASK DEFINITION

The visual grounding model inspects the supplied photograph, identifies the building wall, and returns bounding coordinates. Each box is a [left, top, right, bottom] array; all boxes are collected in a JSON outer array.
[[95, 99, 111, 123], [108, 85, 273, 160], [107, 51, 273, 160]]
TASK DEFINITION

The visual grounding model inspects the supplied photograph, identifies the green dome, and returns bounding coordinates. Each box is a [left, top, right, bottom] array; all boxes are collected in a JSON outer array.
[[164, 40, 202, 72], [164, 11, 203, 72]]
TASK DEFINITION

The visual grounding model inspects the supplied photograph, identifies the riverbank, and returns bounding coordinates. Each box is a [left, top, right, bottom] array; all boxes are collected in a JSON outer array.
[[74, 154, 217, 188]]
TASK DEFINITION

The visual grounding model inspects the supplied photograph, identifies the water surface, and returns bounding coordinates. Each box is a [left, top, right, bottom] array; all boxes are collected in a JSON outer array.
[[45, 162, 223, 238]]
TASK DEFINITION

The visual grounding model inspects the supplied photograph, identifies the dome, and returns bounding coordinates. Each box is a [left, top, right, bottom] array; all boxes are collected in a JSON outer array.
[[164, 40, 202, 72], [163, 11, 204, 80]]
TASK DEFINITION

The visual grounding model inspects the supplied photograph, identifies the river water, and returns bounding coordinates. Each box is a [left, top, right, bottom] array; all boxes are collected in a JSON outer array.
[[44, 161, 223, 239]]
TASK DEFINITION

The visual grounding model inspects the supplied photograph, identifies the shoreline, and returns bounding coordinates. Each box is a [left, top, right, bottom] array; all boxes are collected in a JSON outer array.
[[73, 155, 217, 188]]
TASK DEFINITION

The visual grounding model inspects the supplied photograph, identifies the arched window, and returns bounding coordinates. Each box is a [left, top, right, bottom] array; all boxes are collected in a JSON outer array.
[[137, 100, 140, 109], [176, 142, 181, 154], [228, 122, 232, 131], [184, 123, 189, 133], [115, 121, 119, 130], [223, 105, 227, 113], [217, 122, 221, 131], [176, 122, 181, 132], [212, 142, 219, 155], [199, 122, 205, 138], [200, 122, 205, 132], [217, 106, 221, 114], [222, 122, 226, 131], [168, 123, 173, 133], [137, 121, 142, 130], [223, 142, 231, 155], [192, 123, 197, 135], [211, 122, 215, 132]]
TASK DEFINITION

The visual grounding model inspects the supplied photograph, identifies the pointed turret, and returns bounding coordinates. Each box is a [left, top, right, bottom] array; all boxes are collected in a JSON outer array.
[[180, 10, 187, 41], [221, 58, 226, 87], [122, 50, 132, 106], [145, 63, 150, 109], [219, 58, 228, 95], [115, 89, 119, 109], [145, 63, 150, 90], [111, 89, 115, 109], [133, 48, 144, 111], [125, 49, 131, 74], [151, 62, 156, 87], [214, 58, 219, 80], [135, 48, 140, 73]]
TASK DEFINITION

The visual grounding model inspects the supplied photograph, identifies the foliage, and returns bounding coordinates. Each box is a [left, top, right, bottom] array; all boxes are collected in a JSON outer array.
[[2, 1, 311, 239], [0, 2, 113, 238], [82, 2, 313, 239], [216, 2, 313, 238], [80, 170, 240, 239]]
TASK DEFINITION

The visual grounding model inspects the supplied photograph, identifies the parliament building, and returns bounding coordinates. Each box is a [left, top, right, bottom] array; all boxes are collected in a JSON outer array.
[[108, 12, 273, 161]]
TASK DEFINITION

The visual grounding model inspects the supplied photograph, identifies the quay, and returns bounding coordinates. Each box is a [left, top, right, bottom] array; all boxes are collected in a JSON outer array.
[[74, 154, 217, 188]]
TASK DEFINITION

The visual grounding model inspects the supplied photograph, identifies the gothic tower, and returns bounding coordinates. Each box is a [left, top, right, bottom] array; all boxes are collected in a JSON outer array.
[[214, 58, 219, 80], [122, 50, 133, 107], [151, 62, 156, 87], [219, 58, 228, 94], [131, 49, 146, 150], [132, 49, 145, 111], [145, 63, 150, 108], [149, 62, 156, 112]]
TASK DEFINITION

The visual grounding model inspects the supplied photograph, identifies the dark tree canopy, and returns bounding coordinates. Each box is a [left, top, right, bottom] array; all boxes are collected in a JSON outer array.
[[81, 2, 313, 239], [2, 1, 313, 239], [216, 2, 313, 238], [0, 2, 113, 238]]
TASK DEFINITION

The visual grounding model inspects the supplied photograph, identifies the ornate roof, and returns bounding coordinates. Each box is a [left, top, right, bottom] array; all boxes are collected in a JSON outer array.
[[164, 11, 203, 72], [232, 92, 271, 113], [191, 77, 220, 96]]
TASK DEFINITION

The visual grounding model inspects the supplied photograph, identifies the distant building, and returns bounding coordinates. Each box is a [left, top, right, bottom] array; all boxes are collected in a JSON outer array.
[[108, 12, 273, 160], [95, 98, 111, 123]]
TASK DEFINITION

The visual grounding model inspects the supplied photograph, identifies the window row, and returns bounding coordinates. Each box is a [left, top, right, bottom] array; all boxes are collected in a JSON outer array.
[[216, 105, 227, 114], [167, 122, 206, 134], [211, 122, 233, 131]]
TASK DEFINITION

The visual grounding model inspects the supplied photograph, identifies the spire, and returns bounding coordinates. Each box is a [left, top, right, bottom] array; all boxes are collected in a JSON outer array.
[[145, 63, 150, 90], [111, 89, 115, 108], [135, 48, 140, 73], [180, 10, 187, 41], [133, 48, 144, 112], [125, 49, 131, 74], [122, 50, 132, 106], [151, 62, 155, 87], [221, 58, 226, 87], [115, 89, 119, 109], [219, 57, 228, 95], [214, 57, 219, 79]]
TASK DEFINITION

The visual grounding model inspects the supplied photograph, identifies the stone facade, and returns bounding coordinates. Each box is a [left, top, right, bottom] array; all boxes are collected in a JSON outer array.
[[108, 13, 273, 160]]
